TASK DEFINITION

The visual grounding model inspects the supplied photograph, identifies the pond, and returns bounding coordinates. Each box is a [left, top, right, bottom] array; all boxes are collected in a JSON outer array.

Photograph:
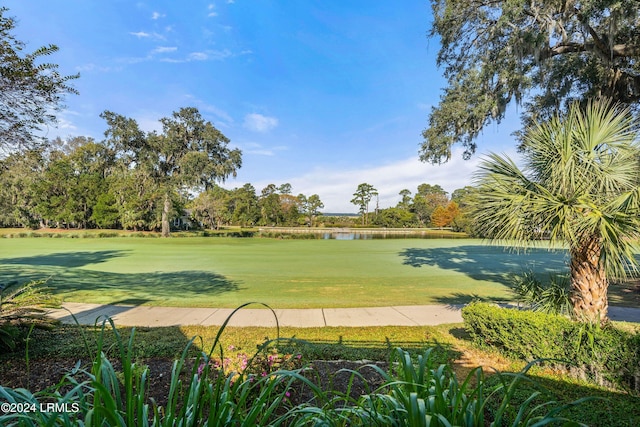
[[256, 229, 468, 240]]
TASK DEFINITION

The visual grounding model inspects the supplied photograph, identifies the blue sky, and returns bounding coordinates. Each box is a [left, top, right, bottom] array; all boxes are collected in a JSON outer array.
[[7, 0, 518, 212]]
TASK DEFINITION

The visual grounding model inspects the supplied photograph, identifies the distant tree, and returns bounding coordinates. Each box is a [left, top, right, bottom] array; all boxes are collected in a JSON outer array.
[[109, 167, 161, 231], [0, 148, 45, 227], [190, 185, 231, 230], [32, 151, 79, 228], [451, 186, 479, 235], [373, 207, 415, 228], [229, 184, 259, 226], [92, 192, 120, 229], [101, 107, 242, 236], [431, 201, 459, 228], [153, 108, 241, 236], [0, 7, 78, 151], [259, 184, 283, 226], [299, 193, 324, 226], [351, 183, 378, 226], [411, 183, 448, 226], [278, 183, 292, 195], [280, 193, 302, 226], [422, 0, 640, 163], [397, 189, 412, 210], [474, 100, 640, 323]]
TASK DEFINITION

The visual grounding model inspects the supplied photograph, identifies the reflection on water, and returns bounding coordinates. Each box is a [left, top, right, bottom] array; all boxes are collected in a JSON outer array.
[[323, 232, 464, 240], [257, 228, 468, 240], [326, 232, 373, 240]]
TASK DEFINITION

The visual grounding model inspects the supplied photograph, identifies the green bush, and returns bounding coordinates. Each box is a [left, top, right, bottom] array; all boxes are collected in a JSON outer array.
[[462, 302, 640, 391]]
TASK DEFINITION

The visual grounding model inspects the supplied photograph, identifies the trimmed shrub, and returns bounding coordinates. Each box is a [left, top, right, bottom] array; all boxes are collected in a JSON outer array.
[[462, 302, 640, 391]]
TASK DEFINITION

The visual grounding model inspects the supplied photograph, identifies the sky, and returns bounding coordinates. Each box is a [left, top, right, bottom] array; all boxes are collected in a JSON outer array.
[[6, 0, 520, 212]]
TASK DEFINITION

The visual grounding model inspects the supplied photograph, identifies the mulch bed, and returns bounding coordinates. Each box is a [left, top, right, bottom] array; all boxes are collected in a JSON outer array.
[[0, 357, 388, 409]]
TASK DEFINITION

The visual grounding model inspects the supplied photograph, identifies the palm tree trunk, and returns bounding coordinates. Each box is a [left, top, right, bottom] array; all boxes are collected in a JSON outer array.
[[161, 193, 171, 237], [569, 237, 608, 323]]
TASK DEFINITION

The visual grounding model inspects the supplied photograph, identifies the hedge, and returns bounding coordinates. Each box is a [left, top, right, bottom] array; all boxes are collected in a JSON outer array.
[[462, 302, 640, 391]]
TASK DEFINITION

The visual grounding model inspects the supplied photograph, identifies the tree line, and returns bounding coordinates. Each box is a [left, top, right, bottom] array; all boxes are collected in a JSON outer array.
[[0, 127, 331, 233], [349, 182, 475, 232], [0, 128, 480, 232]]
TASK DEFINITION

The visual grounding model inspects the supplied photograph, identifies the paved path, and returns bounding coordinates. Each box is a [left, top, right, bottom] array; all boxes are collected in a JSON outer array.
[[45, 303, 640, 328]]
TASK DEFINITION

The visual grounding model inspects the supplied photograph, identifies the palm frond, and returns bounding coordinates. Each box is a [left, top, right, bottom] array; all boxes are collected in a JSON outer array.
[[475, 99, 640, 284]]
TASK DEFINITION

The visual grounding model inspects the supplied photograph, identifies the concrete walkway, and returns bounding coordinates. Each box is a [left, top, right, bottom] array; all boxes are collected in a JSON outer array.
[[45, 302, 640, 328]]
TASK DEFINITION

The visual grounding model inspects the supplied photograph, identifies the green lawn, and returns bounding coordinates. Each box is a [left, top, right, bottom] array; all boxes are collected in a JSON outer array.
[[0, 236, 575, 308]]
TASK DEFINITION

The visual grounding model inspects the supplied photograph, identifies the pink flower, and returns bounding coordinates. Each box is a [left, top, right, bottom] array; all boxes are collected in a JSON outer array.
[[197, 361, 207, 377]]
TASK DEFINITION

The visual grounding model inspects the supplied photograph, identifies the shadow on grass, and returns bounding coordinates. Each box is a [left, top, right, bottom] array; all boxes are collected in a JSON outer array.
[[2, 250, 130, 268], [278, 337, 461, 366], [400, 245, 567, 285], [399, 245, 569, 305], [447, 325, 640, 426], [0, 252, 242, 304], [474, 368, 640, 427]]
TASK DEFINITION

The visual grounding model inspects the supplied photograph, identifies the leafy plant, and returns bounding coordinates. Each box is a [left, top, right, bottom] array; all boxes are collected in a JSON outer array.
[[336, 347, 590, 426], [0, 280, 59, 351], [512, 271, 572, 315], [0, 306, 592, 426]]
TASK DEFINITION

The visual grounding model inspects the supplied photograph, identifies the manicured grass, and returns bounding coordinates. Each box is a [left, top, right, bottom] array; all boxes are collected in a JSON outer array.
[[0, 236, 575, 308]]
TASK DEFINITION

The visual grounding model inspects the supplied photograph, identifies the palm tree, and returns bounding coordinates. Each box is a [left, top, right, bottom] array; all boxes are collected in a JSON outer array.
[[474, 100, 640, 323]]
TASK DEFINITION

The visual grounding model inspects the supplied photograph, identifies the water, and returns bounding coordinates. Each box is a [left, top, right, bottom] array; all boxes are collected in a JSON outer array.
[[322, 231, 465, 240]]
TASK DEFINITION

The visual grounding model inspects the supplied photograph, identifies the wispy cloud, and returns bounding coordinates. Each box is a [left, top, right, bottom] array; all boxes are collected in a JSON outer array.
[[129, 31, 166, 40], [241, 142, 287, 156], [151, 11, 165, 20], [152, 46, 178, 54], [243, 113, 278, 133], [159, 49, 233, 63], [130, 31, 150, 38], [189, 52, 209, 61], [182, 94, 234, 126], [207, 4, 218, 17], [244, 148, 495, 212]]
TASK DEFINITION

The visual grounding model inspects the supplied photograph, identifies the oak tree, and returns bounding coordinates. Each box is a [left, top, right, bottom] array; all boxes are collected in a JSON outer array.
[[0, 7, 78, 151], [422, 0, 640, 163]]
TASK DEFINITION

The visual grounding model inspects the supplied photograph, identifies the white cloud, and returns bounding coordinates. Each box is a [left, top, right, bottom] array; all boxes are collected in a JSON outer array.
[[250, 149, 493, 212], [160, 49, 233, 63], [130, 31, 150, 38], [152, 46, 178, 54], [151, 11, 165, 20], [241, 142, 287, 156], [180, 94, 235, 126], [207, 4, 218, 17], [189, 52, 209, 61], [243, 113, 279, 133], [135, 114, 163, 134], [57, 116, 78, 131], [129, 31, 165, 40]]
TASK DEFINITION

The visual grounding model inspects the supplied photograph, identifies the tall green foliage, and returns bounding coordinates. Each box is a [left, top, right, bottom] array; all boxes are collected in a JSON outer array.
[[351, 183, 378, 226], [0, 7, 78, 150], [422, 0, 640, 163], [474, 100, 640, 322], [101, 108, 242, 236]]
